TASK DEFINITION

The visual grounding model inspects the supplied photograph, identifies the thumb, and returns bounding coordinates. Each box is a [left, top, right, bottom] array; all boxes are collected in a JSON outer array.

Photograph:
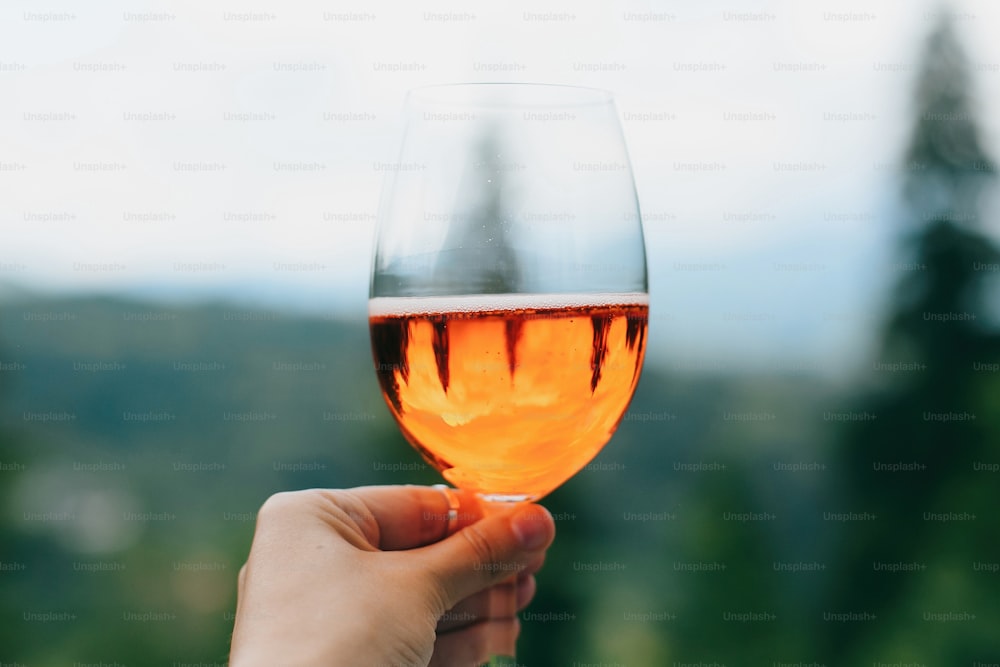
[[420, 502, 555, 612]]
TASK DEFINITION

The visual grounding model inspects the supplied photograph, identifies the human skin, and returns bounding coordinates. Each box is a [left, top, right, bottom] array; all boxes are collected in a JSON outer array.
[[229, 485, 556, 667]]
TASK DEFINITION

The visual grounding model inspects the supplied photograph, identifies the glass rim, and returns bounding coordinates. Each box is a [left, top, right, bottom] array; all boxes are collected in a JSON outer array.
[[405, 82, 615, 109]]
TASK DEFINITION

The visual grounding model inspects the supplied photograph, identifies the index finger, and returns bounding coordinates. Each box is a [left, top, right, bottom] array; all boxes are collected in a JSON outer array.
[[344, 485, 485, 550]]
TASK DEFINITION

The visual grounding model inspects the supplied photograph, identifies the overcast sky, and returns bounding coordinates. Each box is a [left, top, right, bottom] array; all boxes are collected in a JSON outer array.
[[3, 0, 1000, 377]]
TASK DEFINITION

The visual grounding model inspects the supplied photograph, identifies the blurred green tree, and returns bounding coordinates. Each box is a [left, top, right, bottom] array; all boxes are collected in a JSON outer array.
[[824, 13, 1000, 662], [432, 129, 522, 294]]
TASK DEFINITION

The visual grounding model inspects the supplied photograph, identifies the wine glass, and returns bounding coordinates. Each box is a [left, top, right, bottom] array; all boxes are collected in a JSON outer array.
[[368, 83, 647, 662]]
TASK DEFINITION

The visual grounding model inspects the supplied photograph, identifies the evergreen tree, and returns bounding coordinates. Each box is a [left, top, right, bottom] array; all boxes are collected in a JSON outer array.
[[823, 14, 1000, 662], [433, 129, 522, 294]]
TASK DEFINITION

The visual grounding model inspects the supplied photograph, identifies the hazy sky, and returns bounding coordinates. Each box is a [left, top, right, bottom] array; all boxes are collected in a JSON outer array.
[[3, 0, 1000, 376]]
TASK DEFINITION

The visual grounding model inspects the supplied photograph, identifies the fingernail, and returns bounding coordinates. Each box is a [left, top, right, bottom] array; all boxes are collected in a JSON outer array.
[[511, 504, 552, 550]]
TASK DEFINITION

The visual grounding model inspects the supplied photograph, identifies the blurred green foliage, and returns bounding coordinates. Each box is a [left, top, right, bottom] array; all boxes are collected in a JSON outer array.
[[0, 289, 995, 665]]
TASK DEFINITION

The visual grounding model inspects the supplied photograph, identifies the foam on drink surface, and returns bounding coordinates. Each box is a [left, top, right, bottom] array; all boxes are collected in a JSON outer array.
[[368, 292, 648, 317]]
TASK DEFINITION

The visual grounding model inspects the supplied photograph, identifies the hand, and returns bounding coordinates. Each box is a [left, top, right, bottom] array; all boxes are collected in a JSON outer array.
[[229, 485, 556, 667]]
